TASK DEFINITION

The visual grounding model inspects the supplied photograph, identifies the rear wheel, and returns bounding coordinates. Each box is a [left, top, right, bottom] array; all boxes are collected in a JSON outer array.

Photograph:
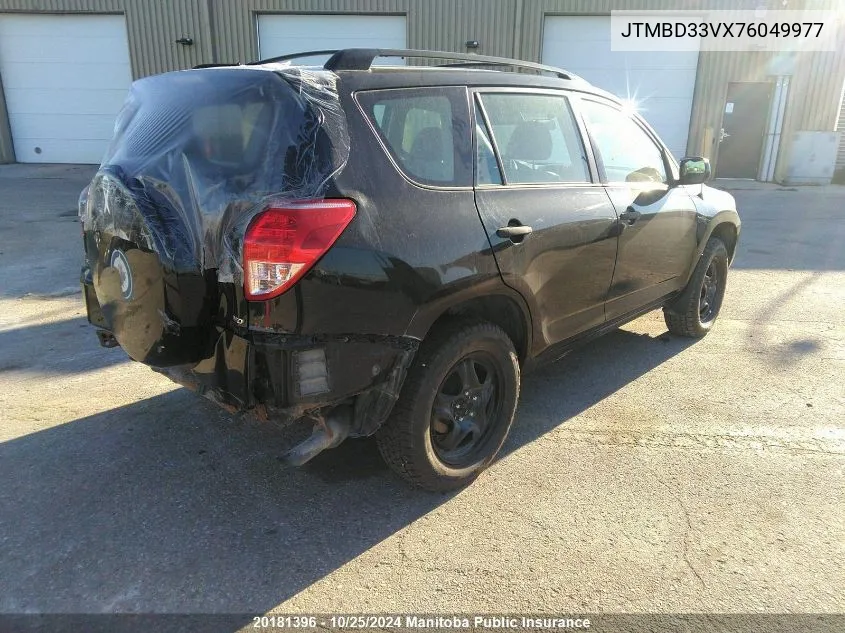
[[664, 237, 729, 338], [376, 322, 520, 491]]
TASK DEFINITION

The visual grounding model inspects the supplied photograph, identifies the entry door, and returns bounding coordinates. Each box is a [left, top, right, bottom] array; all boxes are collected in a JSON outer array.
[[473, 91, 619, 350], [577, 98, 698, 319], [717, 82, 774, 179]]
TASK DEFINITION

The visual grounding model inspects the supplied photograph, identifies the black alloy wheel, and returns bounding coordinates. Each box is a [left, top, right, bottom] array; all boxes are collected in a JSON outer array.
[[699, 260, 720, 323], [376, 322, 520, 491], [430, 352, 502, 467], [664, 237, 729, 338]]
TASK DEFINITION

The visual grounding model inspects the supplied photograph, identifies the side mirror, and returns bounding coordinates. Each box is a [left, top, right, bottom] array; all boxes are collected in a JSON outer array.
[[678, 157, 711, 185]]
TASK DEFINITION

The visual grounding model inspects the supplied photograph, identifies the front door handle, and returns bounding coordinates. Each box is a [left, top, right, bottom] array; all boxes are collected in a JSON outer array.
[[496, 225, 533, 239], [496, 225, 534, 244], [619, 208, 641, 225]]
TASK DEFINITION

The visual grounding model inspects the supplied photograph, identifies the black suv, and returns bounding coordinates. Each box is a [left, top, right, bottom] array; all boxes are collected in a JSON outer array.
[[80, 49, 740, 491]]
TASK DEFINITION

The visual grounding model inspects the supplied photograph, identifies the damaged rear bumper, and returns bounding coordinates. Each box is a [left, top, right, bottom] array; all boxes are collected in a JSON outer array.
[[155, 328, 418, 437], [83, 278, 418, 437]]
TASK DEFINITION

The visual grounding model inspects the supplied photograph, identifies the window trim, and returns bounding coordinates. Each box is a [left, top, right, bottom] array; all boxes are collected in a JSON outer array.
[[474, 96, 507, 186], [353, 86, 474, 191], [471, 87, 601, 189], [576, 95, 676, 187]]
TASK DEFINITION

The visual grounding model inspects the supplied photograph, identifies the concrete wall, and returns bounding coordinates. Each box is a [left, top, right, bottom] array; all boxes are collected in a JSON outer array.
[[782, 131, 840, 185]]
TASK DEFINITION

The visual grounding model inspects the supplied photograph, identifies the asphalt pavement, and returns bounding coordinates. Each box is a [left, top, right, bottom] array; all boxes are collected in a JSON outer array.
[[0, 164, 842, 626]]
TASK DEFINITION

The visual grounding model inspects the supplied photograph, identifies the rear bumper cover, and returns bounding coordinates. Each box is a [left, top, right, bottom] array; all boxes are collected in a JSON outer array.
[[83, 278, 418, 436]]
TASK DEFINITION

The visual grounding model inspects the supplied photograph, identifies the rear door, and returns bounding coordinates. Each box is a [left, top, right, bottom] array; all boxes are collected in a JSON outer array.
[[473, 90, 619, 351], [577, 97, 698, 320]]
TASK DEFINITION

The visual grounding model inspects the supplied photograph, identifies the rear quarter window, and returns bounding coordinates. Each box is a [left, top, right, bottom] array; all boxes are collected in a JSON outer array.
[[357, 88, 471, 187]]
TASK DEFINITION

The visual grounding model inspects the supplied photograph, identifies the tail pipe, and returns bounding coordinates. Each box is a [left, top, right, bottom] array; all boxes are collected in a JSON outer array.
[[282, 405, 352, 466]]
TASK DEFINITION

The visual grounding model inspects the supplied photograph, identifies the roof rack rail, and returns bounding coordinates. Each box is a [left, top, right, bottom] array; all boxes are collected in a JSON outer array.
[[327, 49, 577, 80], [246, 50, 341, 66], [244, 48, 578, 80], [193, 50, 338, 69], [433, 60, 575, 76]]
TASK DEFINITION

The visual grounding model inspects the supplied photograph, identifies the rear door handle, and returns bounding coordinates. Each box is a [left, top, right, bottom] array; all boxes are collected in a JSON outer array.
[[619, 208, 641, 225], [496, 225, 533, 238]]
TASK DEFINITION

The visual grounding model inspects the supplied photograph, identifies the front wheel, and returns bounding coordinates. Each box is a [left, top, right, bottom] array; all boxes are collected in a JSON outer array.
[[664, 237, 729, 338], [376, 322, 520, 491]]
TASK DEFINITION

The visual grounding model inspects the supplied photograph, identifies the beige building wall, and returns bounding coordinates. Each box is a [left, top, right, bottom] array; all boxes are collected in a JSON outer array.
[[0, 0, 842, 181]]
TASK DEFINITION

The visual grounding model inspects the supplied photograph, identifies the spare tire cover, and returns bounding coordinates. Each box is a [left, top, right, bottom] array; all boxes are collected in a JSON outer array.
[[83, 66, 351, 367], [88, 171, 217, 367]]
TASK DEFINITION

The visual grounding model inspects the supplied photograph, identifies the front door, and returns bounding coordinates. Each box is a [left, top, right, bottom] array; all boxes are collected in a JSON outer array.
[[577, 98, 699, 320], [472, 91, 619, 352], [716, 82, 774, 179]]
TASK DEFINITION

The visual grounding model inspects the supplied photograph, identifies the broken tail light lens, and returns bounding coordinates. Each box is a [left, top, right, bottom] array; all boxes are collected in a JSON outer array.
[[243, 199, 356, 301]]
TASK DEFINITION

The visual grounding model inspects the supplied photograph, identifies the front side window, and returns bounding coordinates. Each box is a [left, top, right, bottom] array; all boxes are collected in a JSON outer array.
[[477, 93, 590, 185], [359, 90, 465, 186], [580, 100, 667, 185]]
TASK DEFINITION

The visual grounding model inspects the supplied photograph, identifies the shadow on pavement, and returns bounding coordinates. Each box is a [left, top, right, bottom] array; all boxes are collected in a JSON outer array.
[[0, 325, 695, 630]]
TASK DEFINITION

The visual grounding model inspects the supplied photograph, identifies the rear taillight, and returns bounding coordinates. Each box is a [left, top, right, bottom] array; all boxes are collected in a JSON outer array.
[[243, 199, 356, 301]]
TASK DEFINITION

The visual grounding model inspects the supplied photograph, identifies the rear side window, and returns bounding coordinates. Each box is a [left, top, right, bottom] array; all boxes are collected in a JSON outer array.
[[477, 93, 590, 185], [358, 88, 471, 187]]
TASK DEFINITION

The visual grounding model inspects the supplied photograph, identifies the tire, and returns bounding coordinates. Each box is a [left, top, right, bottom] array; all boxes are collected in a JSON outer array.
[[664, 237, 729, 338], [376, 321, 520, 491]]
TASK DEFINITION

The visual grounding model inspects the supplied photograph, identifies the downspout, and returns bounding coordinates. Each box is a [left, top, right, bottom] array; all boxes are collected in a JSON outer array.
[[513, 0, 524, 60], [203, 0, 218, 65]]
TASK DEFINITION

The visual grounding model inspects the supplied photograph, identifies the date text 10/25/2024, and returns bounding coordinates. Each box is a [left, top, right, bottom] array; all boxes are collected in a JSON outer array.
[[251, 615, 593, 630]]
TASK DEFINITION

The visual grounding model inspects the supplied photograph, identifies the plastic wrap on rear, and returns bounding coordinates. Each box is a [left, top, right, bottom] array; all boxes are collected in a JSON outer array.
[[80, 64, 350, 285]]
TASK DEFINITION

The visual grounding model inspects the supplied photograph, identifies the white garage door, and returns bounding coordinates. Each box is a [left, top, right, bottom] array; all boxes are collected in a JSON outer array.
[[0, 14, 132, 164], [257, 14, 406, 65], [543, 16, 699, 159]]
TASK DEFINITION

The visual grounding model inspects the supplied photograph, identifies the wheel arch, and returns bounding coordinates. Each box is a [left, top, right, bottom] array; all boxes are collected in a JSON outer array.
[[687, 210, 741, 282], [405, 286, 533, 365], [709, 220, 739, 264]]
